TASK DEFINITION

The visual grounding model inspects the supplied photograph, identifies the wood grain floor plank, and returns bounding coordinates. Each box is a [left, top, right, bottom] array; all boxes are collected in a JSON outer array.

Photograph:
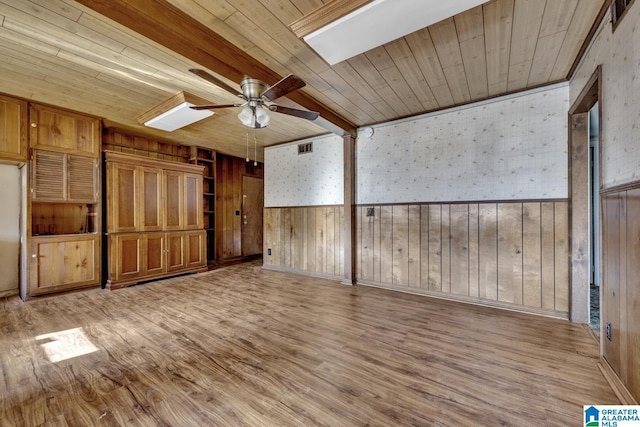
[[0, 262, 618, 426]]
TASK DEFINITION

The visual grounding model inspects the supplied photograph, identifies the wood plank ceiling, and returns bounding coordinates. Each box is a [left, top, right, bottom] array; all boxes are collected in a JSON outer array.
[[0, 0, 606, 160]]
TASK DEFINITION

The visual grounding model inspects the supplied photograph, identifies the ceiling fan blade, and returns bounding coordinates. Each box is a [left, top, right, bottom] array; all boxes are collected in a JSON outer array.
[[261, 74, 306, 101], [268, 104, 319, 120], [189, 68, 241, 96], [190, 104, 239, 110]]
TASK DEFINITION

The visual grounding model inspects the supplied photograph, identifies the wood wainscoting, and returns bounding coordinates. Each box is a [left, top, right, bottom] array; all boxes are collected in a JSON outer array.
[[601, 185, 640, 403], [264, 206, 344, 278], [356, 201, 570, 317]]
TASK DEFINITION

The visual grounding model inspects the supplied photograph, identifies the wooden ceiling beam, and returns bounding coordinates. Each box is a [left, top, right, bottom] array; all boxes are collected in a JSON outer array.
[[74, 0, 356, 136]]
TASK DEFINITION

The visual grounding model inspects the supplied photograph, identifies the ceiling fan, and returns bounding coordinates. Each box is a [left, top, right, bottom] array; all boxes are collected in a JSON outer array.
[[188, 69, 320, 129]]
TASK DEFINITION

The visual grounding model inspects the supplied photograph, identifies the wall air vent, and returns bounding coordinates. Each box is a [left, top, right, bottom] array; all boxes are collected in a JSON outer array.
[[298, 142, 313, 154]]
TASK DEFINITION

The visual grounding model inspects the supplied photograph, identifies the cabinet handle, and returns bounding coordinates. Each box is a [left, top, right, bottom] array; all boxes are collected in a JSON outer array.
[[31, 123, 37, 128]]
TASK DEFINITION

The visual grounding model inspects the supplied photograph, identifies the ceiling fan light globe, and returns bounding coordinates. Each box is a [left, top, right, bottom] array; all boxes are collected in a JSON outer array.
[[255, 106, 270, 126], [238, 106, 254, 126]]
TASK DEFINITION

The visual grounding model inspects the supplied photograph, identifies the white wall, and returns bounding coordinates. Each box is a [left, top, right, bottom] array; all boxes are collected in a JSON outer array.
[[0, 164, 21, 294], [357, 84, 569, 204], [265, 134, 344, 207], [571, 5, 640, 188]]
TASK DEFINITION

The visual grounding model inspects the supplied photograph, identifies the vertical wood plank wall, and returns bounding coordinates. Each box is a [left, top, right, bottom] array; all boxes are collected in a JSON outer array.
[[356, 201, 570, 316], [602, 187, 640, 402], [263, 206, 344, 278]]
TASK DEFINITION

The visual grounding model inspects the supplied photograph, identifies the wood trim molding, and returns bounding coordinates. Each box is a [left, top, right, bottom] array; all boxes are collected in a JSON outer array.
[[355, 198, 570, 207], [262, 264, 342, 281], [289, 0, 373, 38], [598, 357, 639, 404], [74, 0, 356, 136], [357, 279, 569, 321], [601, 179, 640, 194]]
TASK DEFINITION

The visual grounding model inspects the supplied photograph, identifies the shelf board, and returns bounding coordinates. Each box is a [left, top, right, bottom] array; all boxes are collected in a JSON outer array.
[[203, 192, 215, 196], [203, 176, 215, 181], [197, 158, 214, 164]]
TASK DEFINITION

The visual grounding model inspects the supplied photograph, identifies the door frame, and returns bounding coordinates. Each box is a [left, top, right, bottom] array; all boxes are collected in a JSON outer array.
[[568, 65, 602, 323]]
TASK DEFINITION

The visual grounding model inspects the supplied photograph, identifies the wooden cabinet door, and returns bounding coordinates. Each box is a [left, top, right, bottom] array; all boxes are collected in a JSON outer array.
[[29, 235, 99, 295], [67, 155, 98, 202], [164, 170, 184, 230], [185, 230, 206, 268], [29, 104, 100, 157], [140, 167, 163, 231], [166, 232, 185, 272], [143, 233, 165, 275], [107, 162, 138, 232], [112, 234, 143, 281], [0, 94, 27, 162], [32, 150, 66, 201], [184, 172, 203, 230]]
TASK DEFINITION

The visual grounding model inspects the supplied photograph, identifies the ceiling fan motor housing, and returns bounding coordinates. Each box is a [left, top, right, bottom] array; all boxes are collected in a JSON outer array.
[[240, 77, 269, 100]]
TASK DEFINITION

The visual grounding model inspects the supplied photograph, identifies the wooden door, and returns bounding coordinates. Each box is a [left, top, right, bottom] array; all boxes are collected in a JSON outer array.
[[29, 104, 100, 157], [0, 94, 27, 162], [166, 232, 185, 272], [112, 234, 143, 281], [164, 170, 184, 231], [185, 230, 206, 268], [143, 233, 165, 275], [67, 155, 98, 202], [602, 192, 622, 375], [140, 167, 163, 231], [241, 176, 264, 256], [107, 162, 138, 232], [32, 150, 66, 201], [30, 235, 98, 294], [184, 172, 203, 230]]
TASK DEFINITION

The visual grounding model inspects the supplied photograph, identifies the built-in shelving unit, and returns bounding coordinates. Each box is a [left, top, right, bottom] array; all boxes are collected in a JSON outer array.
[[191, 146, 216, 265]]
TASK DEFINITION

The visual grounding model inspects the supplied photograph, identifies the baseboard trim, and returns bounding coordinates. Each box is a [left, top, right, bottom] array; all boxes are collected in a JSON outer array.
[[357, 280, 569, 320], [262, 264, 342, 282], [598, 357, 638, 404]]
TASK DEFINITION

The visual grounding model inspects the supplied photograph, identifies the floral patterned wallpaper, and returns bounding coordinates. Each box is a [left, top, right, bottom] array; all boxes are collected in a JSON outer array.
[[264, 134, 344, 207], [357, 85, 569, 204], [571, 5, 640, 188]]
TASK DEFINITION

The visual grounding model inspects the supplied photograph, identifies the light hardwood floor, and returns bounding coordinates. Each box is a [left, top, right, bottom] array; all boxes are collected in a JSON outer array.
[[0, 261, 617, 426]]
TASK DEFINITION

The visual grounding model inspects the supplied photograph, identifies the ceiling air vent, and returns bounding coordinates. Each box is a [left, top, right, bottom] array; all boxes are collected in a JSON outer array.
[[298, 142, 313, 154]]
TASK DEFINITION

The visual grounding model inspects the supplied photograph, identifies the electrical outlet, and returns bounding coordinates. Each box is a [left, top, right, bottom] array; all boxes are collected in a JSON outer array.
[[268, 248, 272, 256], [606, 321, 612, 341], [366, 207, 375, 217]]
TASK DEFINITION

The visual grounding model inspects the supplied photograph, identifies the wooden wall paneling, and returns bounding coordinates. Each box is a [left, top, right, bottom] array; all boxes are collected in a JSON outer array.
[[478, 203, 498, 300], [468, 204, 480, 298], [356, 206, 362, 279], [522, 203, 542, 308], [306, 207, 316, 272], [316, 207, 326, 273], [497, 203, 523, 304], [408, 205, 421, 288], [554, 202, 570, 313], [427, 204, 442, 291], [625, 188, 640, 398], [441, 204, 451, 293], [540, 202, 556, 310], [419, 205, 430, 289], [291, 207, 305, 271], [379, 206, 394, 285], [326, 207, 336, 276], [337, 206, 344, 277], [361, 206, 374, 281], [619, 190, 630, 390], [263, 208, 273, 265], [449, 204, 469, 296], [272, 208, 283, 267], [372, 206, 381, 282], [603, 192, 622, 375], [611, 191, 636, 384], [392, 205, 409, 287], [281, 207, 292, 269], [232, 159, 243, 258]]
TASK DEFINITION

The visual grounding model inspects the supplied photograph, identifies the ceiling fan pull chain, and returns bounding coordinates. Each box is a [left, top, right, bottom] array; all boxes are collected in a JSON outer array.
[[245, 132, 250, 163]]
